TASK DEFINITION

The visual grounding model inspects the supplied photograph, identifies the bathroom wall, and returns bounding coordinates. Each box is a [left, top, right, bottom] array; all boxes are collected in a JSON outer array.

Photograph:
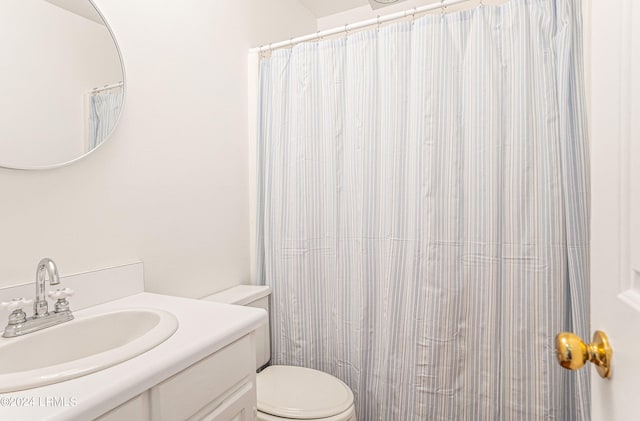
[[317, 0, 508, 30], [0, 0, 316, 297]]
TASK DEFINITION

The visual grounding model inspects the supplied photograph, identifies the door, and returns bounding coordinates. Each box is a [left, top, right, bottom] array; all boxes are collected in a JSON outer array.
[[589, 0, 640, 419]]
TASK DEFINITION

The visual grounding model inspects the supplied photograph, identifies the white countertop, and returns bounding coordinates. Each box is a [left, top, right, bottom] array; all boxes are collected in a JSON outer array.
[[0, 292, 267, 421]]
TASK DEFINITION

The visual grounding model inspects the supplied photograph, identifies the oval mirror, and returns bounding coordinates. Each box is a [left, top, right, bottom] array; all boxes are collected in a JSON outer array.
[[0, 0, 125, 170]]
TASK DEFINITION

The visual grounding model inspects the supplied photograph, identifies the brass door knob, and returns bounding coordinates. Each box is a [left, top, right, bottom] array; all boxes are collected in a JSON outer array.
[[555, 331, 612, 379]]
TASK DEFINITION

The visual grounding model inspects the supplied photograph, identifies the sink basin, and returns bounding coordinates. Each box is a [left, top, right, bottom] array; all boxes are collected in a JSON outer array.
[[0, 308, 178, 392]]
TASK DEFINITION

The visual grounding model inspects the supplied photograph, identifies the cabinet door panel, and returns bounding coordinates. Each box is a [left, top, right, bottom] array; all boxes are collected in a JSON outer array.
[[151, 334, 253, 421], [197, 381, 255, 421]]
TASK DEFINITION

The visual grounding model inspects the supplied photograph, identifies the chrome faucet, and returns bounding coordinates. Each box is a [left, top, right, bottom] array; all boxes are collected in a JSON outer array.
[[1, 258, 74, 338], [34, 257, 60, 317]]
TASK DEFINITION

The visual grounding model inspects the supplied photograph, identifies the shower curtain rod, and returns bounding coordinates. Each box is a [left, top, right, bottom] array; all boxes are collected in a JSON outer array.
[[91, 81, 123, 94], [250, 0, 479, 53]]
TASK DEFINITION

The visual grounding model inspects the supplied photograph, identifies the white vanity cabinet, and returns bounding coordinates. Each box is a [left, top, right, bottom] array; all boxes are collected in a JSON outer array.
[[0, 290, 266, 420], [97, 333, 257, 421]]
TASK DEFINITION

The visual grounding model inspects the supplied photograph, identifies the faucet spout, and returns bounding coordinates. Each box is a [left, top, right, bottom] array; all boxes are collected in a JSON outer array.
[[34, 258, 59, 317]]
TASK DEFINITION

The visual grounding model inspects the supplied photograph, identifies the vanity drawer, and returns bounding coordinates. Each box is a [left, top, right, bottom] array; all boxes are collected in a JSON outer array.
[[95, 392, 150, 421], [150, 333, 254, 421]]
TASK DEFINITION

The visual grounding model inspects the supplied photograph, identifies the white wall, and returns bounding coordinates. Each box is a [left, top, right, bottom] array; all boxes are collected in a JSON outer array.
[[318, 0, 507, 31], [248, 0, 317, 46], [0, 0, 315, 297], [0, 0, 121, 168]]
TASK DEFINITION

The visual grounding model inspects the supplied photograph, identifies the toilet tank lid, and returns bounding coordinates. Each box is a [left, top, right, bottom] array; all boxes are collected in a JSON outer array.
[[202, 285, 271, 305]]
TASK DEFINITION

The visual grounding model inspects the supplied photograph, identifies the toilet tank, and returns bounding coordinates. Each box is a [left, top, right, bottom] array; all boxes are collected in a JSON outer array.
[[202, 285, 271, 370]]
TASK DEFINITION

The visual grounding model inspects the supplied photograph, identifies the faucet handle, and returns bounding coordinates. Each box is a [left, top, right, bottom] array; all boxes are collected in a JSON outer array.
[[48, 288, 74, 313], [1, 298, 33, 313], [47, 288, 74, 301], [1, 298, 33, 325]]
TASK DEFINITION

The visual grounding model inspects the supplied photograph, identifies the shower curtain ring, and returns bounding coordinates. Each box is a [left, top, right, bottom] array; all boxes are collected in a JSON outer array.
[[441, 0, 446, 16], [377, 15, 381, 31]]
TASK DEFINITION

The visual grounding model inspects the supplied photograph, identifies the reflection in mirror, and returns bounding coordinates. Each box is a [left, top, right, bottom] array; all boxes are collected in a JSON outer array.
[[0, 0, 125, 169]]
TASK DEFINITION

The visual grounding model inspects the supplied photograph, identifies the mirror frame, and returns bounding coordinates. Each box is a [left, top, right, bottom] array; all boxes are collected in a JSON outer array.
[[1, 0, 126, 171]]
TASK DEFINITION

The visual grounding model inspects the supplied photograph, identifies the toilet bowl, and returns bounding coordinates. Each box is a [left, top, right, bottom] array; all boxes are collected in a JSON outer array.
[[203, 285, 356, 421]]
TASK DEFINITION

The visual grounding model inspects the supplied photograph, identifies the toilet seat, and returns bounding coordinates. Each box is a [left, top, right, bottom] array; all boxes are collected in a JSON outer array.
[[257, 365, 355, 420]]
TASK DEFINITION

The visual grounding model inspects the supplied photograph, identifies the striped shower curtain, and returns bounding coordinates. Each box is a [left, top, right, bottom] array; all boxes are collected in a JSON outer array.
[[88, 90, 124, 151], [256, 0, 590, 419]]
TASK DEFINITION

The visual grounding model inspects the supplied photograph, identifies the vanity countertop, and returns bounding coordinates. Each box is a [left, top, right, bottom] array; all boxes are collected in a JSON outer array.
[[0, 292, 267, 421]]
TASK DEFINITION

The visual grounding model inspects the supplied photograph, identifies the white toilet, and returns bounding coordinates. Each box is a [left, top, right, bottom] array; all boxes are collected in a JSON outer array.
[[203, 285, 356, 421]]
